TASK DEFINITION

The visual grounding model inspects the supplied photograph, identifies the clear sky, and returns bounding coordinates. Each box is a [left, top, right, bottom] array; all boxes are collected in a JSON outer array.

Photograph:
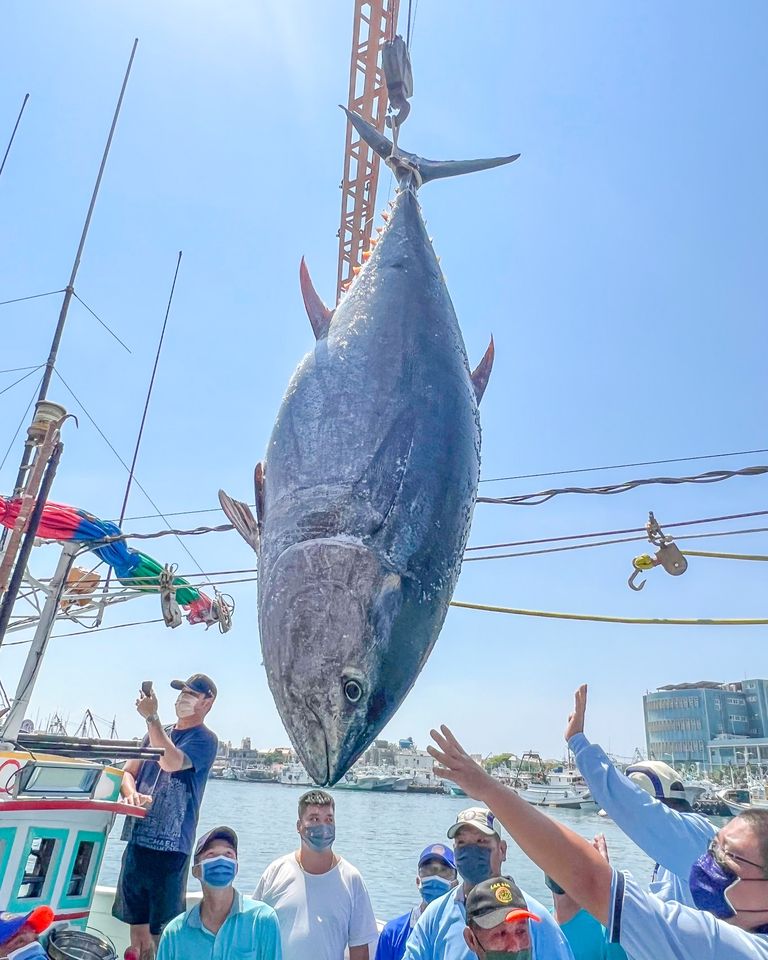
[[1, 1, 766, 764]]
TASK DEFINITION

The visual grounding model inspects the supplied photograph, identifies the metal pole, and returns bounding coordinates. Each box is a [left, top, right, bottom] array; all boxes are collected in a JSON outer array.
[[1, 541, 78, 743], [7, 39, 138, 501], [0, 93, 29, 181], [0, 437, 64, 646]]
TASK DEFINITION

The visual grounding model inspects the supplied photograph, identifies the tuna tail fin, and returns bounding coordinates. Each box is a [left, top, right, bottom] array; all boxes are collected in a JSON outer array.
[[341, 107, 519, 186]]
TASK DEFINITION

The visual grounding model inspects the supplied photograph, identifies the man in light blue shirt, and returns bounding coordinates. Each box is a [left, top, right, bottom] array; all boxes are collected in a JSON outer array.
[[403, 807, 573, 960], [565, 683, 716, 905], [430, 709, 768, 959], [157, 825, 281, 960]]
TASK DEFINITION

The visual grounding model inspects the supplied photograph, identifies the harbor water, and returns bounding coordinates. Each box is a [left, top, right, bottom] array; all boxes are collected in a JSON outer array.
[[100, 779, 666, 920]]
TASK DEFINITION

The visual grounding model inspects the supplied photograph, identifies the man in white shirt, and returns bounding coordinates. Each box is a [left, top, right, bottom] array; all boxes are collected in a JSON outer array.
[[254, 789, 378, 960]]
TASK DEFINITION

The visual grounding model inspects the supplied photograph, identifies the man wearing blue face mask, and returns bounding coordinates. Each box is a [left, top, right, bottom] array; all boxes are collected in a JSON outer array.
[[403, 808, 573, 960], [430, 722, 768, 960], [375, 844, 458, 960], [157, 826, 281, 960], [255, 790, 378, 960]]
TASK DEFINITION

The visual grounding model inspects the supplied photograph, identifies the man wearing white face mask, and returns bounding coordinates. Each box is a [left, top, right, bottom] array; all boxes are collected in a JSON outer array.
[[113, 674, 219, 959], [158, 826, 281, 960]]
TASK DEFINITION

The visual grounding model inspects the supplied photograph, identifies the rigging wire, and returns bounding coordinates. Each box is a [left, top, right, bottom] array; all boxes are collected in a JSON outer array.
[[478, 465, 768, 506], [0, 365, 44, 398], [0, 373, 45, 473], [0, 93, 30, 180], [0, 366, 42, 375], [72, 292, 131, 353], [463, 526, 768, 563], [0, 289, 66, 307], [479, 447, 768, 484], [465, 509, 768, 553], [51, 367, 214, 588]]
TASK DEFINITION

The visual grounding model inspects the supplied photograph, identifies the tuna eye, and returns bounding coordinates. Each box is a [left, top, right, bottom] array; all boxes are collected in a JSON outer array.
[[344, 679, 363, 703]]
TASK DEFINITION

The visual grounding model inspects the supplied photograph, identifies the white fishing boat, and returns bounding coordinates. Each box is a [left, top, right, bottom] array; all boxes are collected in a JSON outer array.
[[518, 767, 596, 810], [278, 762, 314, 786]]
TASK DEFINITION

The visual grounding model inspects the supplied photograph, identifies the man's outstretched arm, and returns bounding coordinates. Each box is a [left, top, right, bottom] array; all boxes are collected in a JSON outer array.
[[428, 725, 612, 925]]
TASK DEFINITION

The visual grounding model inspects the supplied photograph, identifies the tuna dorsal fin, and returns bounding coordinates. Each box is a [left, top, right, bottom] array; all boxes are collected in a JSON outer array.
[[300, 257, 334, 339], [471, 335, 495, 403], [254, 461, 265, 527], [218, 489, 260, 552]]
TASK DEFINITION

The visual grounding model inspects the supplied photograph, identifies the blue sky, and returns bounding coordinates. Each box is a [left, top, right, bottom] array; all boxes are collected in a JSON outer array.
[[1, 1, 766, 762]]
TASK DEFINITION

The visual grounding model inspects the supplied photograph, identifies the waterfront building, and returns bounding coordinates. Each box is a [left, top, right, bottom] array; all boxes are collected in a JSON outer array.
[[643, 679, 768, 768]]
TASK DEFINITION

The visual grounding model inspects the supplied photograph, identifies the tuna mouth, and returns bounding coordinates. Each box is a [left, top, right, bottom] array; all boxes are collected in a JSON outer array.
[[303, 704, 331, 786]]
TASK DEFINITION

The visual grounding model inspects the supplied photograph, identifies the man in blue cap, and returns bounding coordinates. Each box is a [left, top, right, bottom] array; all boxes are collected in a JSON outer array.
[[403, 808, 573, 960], [113, 673, 220, 959], [375, 844, 458, 960], [157, 825, 281, 960]]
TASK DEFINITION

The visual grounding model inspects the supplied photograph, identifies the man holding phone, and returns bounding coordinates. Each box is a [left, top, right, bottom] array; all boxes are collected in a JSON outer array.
[[113, 674, 219, 959]]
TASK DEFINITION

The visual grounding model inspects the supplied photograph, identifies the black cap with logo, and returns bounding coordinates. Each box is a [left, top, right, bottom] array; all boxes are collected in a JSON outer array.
[[465, 877, 541, 930]]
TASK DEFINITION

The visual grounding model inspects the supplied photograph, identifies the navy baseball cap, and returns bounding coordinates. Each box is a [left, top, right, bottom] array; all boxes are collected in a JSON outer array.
[[418, 843, 456, 870], [194, 826, 238, 861], [171, 673, 217, 698]]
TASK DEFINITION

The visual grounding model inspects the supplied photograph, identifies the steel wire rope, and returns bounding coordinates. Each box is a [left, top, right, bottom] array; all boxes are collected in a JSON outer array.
[[50, 368, 215, 590], [463, 526, 768, 563], [448, 601, 768, 627], [478, 465, 768, 506], [479, 447, 768, 484], [0, 373, 45, 473], [0, 366, 42, 375], [0, 289, 66, 307], [72, 292, 131, 353], [465, 509, 768, 553], [0, 365, 44, 398]]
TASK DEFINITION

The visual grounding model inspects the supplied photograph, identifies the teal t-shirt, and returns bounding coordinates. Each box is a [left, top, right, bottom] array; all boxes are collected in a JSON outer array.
[[157, 891, 282, 960], [560, 909, 626, 960]]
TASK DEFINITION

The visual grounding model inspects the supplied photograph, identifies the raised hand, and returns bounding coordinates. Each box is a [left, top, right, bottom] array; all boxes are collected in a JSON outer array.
[[564, 684, 588, 742], [428, 724, 493, 798]]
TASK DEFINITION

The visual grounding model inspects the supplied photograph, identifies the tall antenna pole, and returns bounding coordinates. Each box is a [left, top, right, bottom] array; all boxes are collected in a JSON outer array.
[[8, 39, 139, 502], [0, 93, 30, 181]]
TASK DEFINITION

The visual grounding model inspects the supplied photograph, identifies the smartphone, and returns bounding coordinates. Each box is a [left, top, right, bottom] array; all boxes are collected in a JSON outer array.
[[141, 680, 154, 697]]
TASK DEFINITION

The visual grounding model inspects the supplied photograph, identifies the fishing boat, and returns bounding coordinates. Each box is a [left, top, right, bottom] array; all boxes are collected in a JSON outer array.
[[513, 753, 596, 810]]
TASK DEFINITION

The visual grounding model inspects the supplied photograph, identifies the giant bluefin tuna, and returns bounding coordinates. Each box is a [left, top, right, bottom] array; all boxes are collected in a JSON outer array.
[[221, 110, 518, 784]]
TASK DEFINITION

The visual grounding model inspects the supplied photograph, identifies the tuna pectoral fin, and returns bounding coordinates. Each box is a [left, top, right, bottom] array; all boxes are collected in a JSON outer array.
[[300, 257, 334, 339], [341, 107, 519, 186], [471, 335, 495, 403], [218, 489, 260, 552]]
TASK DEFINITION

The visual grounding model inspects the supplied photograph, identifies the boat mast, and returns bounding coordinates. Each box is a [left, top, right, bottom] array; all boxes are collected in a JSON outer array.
[[4, 39, 138, 508]]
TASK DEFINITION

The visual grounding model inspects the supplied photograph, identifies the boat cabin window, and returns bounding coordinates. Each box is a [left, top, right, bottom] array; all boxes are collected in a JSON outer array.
[[19, 837, 57, 900], [67, 840, 95, 897]]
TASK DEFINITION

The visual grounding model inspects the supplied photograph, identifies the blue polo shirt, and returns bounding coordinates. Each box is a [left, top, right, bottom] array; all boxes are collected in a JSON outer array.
[[559, 909, 626, 960], [403, 885, 574, 960], [375, 907, 420, 960], [569, 733, 716, 905], [157, 891, 281, 960], [608, 870, 768, 959]]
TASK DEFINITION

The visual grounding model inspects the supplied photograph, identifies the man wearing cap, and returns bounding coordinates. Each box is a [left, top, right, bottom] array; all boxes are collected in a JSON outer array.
[[565, 684, 716, 905], [113, 674, 220, 959], [430, 719, 768, 960], [157, 826, 281, 960], [464, 877, 541, 958], [375, 844, 458, 960], [403, 808, 572, 960], [0, 907, 53, 960]]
